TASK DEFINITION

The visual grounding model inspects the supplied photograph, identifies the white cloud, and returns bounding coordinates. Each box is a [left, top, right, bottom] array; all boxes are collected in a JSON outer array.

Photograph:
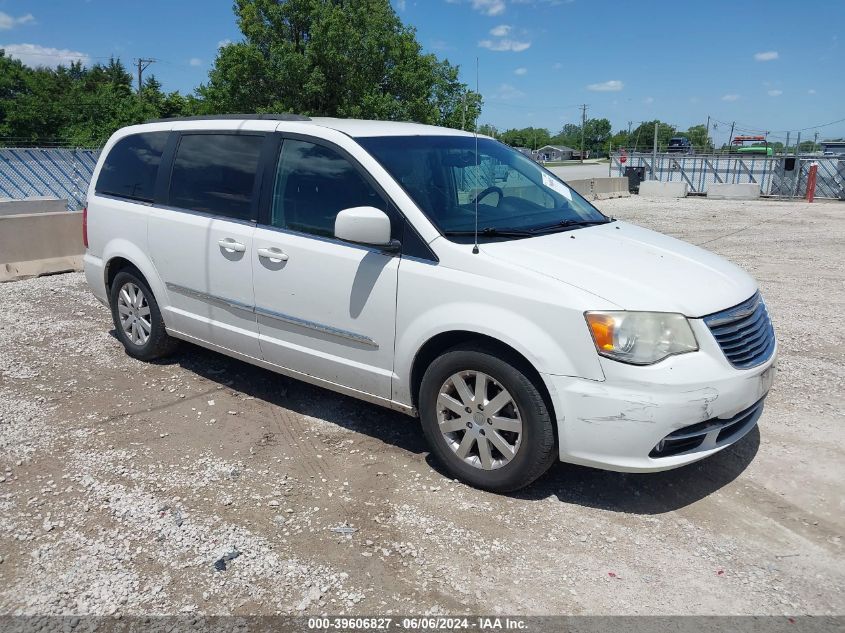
[[643, 96, 654, 104], [0, 12, 35, 30], [514, 67, 527, 75], [552, 62, 562, 69], [586, 79, 623, 92], [472, 0, 506, 15], [493, 83, 525, 100], [479, 38, 531, 52], [767, 89, 783, 97], [1, 43, 89, 67], [721, 93, 740, 101], [808, 88, 816, 95], [754, 50, 779, 62], [217, 39, 232, 48], [689, 96, 700, 103], [189, 57, 202, 67], [395, 0, 407, 10], [489, 24, 512, 37]]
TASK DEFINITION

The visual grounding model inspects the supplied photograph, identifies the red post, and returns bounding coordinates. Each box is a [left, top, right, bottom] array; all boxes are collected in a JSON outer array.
[[806, 163, 818, 203]]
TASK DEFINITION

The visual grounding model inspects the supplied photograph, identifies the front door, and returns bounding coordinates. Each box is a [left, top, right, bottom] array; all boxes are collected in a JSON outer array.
[[252, 138, 399, 399]]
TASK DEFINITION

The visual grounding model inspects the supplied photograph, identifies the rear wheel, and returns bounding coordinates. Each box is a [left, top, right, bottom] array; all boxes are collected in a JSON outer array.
[[419, 345, 556, 492], [109, 269, 177, 361]]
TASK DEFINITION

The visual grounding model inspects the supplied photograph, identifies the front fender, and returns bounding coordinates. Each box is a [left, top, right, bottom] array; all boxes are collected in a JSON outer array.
[[393, 299, 605, 407]]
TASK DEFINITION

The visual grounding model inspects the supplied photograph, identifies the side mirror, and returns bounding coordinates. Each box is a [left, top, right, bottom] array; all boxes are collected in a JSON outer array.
[[334, 206, 397, 250]]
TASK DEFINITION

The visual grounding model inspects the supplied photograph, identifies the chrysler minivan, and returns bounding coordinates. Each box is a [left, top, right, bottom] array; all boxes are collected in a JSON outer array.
[[83, 115, 776, 491]]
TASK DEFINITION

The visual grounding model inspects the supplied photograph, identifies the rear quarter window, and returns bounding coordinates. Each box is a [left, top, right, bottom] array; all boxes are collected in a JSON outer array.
[[95, 132, 169, 202]]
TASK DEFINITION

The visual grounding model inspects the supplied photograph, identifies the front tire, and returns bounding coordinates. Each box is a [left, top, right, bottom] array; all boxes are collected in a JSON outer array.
[[109, 269, 177, 361], [419, 344, 556, 492]]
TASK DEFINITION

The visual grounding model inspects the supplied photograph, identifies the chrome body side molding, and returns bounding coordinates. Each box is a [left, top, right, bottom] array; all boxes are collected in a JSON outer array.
[[165, 282, 378, 349]]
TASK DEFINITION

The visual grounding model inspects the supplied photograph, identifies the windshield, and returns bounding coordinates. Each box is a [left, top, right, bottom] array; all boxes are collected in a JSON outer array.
[[357, 136, 609, 239]]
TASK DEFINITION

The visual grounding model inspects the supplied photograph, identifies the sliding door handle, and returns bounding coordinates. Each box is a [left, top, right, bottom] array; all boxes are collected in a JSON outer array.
[[218, 238, 246, 253], [257, 247, 289, 262]]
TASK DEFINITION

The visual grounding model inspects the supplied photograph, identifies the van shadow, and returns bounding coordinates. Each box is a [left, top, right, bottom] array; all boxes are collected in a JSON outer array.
[[143, 338, 760, 515]]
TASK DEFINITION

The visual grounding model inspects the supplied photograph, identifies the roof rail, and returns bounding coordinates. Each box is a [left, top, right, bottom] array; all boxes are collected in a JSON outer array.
[[144, 113, 311, 124]]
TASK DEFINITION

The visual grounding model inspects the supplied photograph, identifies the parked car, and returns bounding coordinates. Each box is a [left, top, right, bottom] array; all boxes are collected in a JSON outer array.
[[84, 115, 777, 491], [667, 136, 694, 154]]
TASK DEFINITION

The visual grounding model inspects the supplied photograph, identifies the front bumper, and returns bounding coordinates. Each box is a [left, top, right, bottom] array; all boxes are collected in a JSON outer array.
[[543, 319, 777, 472]]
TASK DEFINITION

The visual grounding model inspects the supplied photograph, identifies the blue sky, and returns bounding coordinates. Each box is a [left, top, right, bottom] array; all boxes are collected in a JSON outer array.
[[2, 0, 843, 145]]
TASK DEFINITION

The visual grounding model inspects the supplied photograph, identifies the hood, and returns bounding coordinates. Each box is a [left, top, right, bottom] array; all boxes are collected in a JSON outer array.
[[481, 221, 757, 317]]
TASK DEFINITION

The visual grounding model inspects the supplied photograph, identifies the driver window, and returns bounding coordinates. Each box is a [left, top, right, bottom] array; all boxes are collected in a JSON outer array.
[[271, 139, 387, 238]]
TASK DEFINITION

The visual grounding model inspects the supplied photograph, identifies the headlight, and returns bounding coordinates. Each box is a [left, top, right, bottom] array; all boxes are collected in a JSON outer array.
[[584, 311, 698, 365]]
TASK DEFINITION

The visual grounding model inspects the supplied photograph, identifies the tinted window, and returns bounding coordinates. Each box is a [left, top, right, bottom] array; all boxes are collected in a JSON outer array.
[[271, 140, 385, 237], [96, 132, 168, 202], [168, 133, 264, 220]]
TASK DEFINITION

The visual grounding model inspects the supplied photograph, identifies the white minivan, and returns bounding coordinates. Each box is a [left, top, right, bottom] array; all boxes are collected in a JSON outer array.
[[83, 115, 776, 491]]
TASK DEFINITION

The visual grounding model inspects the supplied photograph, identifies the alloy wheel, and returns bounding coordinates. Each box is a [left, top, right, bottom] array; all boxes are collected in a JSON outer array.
[[117, 282, 152, 346], [436, 371, 523, 470]]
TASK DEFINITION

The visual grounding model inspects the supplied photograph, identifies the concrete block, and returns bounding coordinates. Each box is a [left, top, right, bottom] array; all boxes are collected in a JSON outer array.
[[708, 183, 760, 200], [590, 177, 630, 199], [565, 179, 592, 197], [0, 197, 69, 216], [0, 211, 84, 281], [638, 181, 688, 198]]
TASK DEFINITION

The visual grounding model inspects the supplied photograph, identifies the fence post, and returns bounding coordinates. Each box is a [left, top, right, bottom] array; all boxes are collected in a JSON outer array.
[[805, 162, 818, 203]]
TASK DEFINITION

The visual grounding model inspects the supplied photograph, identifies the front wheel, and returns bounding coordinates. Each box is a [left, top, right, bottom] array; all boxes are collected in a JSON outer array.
[[419, 345, 557, 492]]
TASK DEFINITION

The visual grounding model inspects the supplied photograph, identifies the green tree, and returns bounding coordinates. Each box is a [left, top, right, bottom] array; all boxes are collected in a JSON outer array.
[[198, 0, 480, 127], [0, 52, 193, 147], [499, 127, 551, 149], [629, 120, 677, 151], [685, 124, 713, 152]]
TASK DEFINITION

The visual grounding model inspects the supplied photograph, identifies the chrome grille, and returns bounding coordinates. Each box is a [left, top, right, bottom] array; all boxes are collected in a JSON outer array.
[[704, 292, 775, 369]]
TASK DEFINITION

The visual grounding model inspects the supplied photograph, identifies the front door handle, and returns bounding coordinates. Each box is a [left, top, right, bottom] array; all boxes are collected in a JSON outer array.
[[257, 247, 289, 262], [218, 238, 246, 253]]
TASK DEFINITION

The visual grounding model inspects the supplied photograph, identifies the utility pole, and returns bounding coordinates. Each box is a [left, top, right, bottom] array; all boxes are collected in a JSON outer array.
[[652, 121, 658, 180], [813, 131, 819, 153], [627, 120, 633, 151], [134, 58, 156, 95], [705, 115, 711, 153], [579, 104, 588, 164], [727, 121, 735, 154]]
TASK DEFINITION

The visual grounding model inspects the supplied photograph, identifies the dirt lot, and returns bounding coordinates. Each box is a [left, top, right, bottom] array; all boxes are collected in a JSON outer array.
[[0, 197, 842, 616]]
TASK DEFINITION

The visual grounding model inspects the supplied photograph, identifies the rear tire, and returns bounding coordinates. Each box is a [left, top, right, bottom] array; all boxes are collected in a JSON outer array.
[[109, 269, 178, 361], [419, 344, 556, 492]]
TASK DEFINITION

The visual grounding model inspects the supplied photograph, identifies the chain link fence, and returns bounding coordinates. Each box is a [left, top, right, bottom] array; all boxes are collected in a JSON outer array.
[[611, 153, 845, 200], [0, 148, 101, 211]]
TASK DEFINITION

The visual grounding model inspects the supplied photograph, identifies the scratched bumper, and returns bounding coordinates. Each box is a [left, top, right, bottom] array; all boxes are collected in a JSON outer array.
[[542, 320, 777, 472]]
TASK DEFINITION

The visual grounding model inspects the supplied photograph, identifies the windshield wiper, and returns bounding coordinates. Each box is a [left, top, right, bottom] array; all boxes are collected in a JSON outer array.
[[443, 227, 535, 237], [529, 219, 611, 234]]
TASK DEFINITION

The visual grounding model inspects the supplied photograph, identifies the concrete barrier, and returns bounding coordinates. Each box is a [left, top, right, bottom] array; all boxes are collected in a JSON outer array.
[[638, 181, 688, 198], [566, 177, 630, 200], [0, 197, 68, 216], [708, 183, 760, 200], [590, 177, 629, 199], [0, 211, 84, 282], [566, 179, 592, 197]]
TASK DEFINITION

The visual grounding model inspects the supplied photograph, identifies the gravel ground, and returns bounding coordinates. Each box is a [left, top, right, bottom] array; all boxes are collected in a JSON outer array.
[[0, 196, 842, 616]]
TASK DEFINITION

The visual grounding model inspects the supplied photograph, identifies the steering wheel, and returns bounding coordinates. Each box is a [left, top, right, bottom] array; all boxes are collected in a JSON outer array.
[[472, 186, 504, 206]]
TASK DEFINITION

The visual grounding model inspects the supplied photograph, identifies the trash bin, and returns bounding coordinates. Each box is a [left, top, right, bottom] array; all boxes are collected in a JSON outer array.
[[624, 166, 646, 193]]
